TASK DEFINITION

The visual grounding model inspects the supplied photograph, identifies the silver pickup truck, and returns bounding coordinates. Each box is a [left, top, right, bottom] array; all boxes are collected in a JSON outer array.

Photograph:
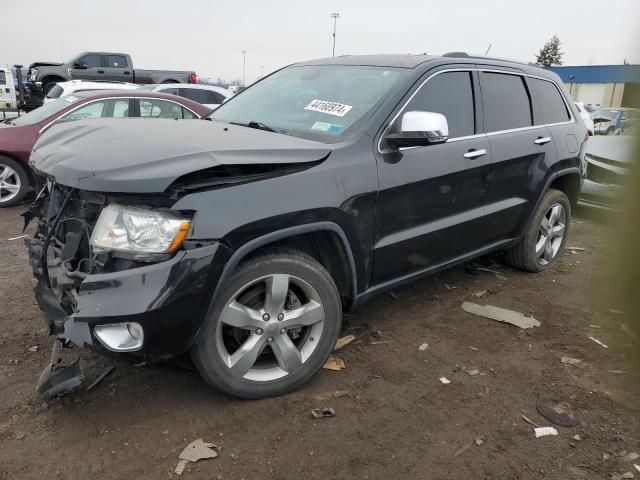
[[26, 51, 196, 104]]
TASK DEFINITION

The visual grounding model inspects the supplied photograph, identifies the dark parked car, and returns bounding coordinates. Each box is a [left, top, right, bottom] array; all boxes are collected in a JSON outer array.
[[0, 91, 210, 206], [25, 51, 197, 107], [26, 53, 587, 399]]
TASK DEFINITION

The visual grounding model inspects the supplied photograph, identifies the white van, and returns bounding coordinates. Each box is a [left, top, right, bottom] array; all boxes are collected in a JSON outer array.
[[0, 67, 18, 116]]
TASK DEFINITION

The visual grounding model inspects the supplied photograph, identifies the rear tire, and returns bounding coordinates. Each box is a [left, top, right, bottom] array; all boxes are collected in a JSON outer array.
[[192, 249, 342, 399], [505, 188, 570, 273], [0, 156, 30, 207]]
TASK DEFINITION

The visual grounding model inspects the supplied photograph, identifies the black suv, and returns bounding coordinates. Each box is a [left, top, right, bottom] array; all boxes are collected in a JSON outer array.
[[27, 53, 586, 399]]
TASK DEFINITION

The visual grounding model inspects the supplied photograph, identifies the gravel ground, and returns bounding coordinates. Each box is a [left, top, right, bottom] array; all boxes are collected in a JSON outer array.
[[0, 204, 638, 480]]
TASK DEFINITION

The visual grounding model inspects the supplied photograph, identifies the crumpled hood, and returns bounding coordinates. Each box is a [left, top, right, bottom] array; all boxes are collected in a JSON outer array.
[[584, 135, 636, 165], [30, 118, 331, 193]]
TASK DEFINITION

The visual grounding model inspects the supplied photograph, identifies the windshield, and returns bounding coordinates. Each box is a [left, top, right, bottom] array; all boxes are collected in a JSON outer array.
[[593, 109, 619, 121], [11, 96, 80, 126], [210, 65, 405, 142]]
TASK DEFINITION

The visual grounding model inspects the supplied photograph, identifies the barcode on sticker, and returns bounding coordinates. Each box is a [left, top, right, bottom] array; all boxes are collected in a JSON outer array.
[[304, 99, 353, 117]]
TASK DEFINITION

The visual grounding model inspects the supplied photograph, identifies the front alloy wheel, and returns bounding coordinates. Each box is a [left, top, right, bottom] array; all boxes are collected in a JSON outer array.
[[192, 250, 342, 399], [216, 274, 325, 381]]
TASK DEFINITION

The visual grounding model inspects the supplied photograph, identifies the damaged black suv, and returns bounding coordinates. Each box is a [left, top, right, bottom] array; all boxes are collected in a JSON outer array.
[[26, 53, 586, 399]]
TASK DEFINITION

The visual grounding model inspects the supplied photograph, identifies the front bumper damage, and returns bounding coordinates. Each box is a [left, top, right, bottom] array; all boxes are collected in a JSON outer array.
[[25, 185, 230, 398]]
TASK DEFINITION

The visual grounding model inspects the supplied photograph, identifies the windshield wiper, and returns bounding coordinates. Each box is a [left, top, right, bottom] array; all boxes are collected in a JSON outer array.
[[230, 120, 280, 133]]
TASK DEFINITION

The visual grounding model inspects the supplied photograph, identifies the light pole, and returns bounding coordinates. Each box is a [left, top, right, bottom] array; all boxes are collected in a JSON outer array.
[[241, 50, 247, 86], [330, 12, 340, 57]]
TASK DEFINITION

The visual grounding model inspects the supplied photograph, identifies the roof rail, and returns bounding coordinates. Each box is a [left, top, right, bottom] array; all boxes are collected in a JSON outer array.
[[442, 51, 536, 67]]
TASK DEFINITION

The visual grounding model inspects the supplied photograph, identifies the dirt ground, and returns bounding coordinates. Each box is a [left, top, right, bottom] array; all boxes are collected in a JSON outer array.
[[0, 204, 638, 480]]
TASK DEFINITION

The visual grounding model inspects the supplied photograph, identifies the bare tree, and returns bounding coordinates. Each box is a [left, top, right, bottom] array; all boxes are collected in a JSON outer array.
[[536, 35, 564, 66]]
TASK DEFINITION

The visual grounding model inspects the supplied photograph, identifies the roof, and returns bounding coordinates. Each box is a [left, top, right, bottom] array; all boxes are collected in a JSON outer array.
[[69, 90, 212, 115], [546, 64, 640, 84], [294, 53, 554, 78], [297, 54, 441, 68]]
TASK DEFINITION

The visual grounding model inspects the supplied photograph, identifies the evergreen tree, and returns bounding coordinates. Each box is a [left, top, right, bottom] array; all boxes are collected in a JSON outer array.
[[536, 35, 564, 66]]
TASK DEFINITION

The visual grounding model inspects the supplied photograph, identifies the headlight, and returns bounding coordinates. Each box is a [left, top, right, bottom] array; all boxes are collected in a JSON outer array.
[[90, 204, 191, 254]]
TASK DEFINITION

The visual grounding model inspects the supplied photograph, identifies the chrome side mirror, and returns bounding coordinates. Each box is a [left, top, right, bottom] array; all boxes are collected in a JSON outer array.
[[386, 111, 449, 149]]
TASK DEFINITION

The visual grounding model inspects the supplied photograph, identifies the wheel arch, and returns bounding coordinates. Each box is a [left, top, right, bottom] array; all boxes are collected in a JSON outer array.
[[548, 170, 581, 209], [217, 222, 358, 307]]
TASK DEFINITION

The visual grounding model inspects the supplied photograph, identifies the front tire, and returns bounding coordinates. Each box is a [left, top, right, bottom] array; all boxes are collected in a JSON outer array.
[[192, 250, 342, 399], [0, 156, 30, 207], [505, 188, 570, 273]]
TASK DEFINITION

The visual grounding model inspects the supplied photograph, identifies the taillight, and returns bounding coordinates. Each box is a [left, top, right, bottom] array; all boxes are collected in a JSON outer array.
[[190, 73, 197, 84]]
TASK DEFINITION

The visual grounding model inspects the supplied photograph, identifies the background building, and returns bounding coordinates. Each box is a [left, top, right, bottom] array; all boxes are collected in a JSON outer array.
[[547, 64, 640, 108]]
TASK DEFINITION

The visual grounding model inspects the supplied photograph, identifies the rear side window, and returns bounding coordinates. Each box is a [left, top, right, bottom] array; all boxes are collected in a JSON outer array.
[[206, 91, 226, 104], [529, 78, 570, 125], [0, 71, 6, 85], [404, 71, 475, 138], [480, 72, 531, 132], [180, 88, 209, 104], [107, 55, 128, 68]]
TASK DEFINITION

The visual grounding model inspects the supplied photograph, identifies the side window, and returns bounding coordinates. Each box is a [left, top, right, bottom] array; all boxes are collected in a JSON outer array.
[[480, 72, 531, 132], [64, 101, 106, 120], [180, 88, 209, 104], [528, 78, 570, 125], [206, 91, 226, 105], [106, 55, 128, 68], [403, 71, 475, 138], [0, 71, 6, 85], [78, 54, 102, 68], [111, 99, 130, 117], [182, 107, 196, 119], [139, 99, 184, 119], [63, 99, 131, 120]]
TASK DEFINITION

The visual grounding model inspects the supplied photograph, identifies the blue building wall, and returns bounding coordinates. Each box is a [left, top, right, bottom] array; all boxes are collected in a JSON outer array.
[[546, 64, 640, 84]]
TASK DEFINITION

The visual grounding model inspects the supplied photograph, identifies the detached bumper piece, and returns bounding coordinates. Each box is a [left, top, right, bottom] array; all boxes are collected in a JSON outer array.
[[36, 338, 84, 400]]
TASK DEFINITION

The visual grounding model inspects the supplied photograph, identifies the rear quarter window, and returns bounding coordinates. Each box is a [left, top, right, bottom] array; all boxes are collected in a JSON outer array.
[[480, 72, 532, 132], [529, 78, 571, 125]]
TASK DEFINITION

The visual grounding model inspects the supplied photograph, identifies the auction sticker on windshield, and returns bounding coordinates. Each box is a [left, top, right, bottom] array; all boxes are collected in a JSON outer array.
[[305, 99, 352, 117]]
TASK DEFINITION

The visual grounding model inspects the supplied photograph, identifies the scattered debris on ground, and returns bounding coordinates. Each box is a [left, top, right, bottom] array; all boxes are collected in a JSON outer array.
[[461, 302, 541, 329], [27, 346, 38, 352], [334, 335, 356, 350], [472, 290, 487, 299], [623, 452, 640, 462], [333, 390, 350, 398], [589, 336, 609, 348], [453, 442, 472, 457], [322, 356, 345, 371], [566, 246, 586, 252], [475, 436, 484, 446], [561, 357, 583, 365], [86, 364, 117, 391], [311, 407, 335, 419], [466, 368, 481, 376], [7, 234, 28, 241], [534, 427, 559, 438], [536, 397, 579, 427], [419, 343, 429, 351], [439, 377, 451, 385], [521, 414, 540, 428], [468, 346, 479, 351], [608, 309, 624, 315], [388, 291, 399, 300], [174, 439, 218, 476]]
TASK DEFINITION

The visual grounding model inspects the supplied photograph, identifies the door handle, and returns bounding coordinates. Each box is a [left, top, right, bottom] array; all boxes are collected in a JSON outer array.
[[463, 148, 487, 159], [97, 70, 105, 74], [534, 136, 552, 145]]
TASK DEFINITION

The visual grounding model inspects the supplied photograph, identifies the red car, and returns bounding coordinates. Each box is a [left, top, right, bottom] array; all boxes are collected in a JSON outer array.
[[0, 90, 211, 207]]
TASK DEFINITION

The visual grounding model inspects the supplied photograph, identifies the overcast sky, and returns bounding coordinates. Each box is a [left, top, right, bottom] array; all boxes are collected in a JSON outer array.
[[4, 0, 640, 83]]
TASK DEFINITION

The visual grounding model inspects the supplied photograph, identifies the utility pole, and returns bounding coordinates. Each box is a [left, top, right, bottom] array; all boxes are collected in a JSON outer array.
[[241, 50, 247, 86], [331, 12, 340, 57]]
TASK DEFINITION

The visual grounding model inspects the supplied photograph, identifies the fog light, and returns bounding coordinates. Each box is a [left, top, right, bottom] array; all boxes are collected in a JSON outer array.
[[94, 322, 144, 352]]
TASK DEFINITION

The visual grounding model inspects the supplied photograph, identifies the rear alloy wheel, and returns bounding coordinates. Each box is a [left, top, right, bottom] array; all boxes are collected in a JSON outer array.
[[504, 188, 571, 272], [0, 156, 30, 207], [192, 251, 341, 399], [536, 203, 566, 266]]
